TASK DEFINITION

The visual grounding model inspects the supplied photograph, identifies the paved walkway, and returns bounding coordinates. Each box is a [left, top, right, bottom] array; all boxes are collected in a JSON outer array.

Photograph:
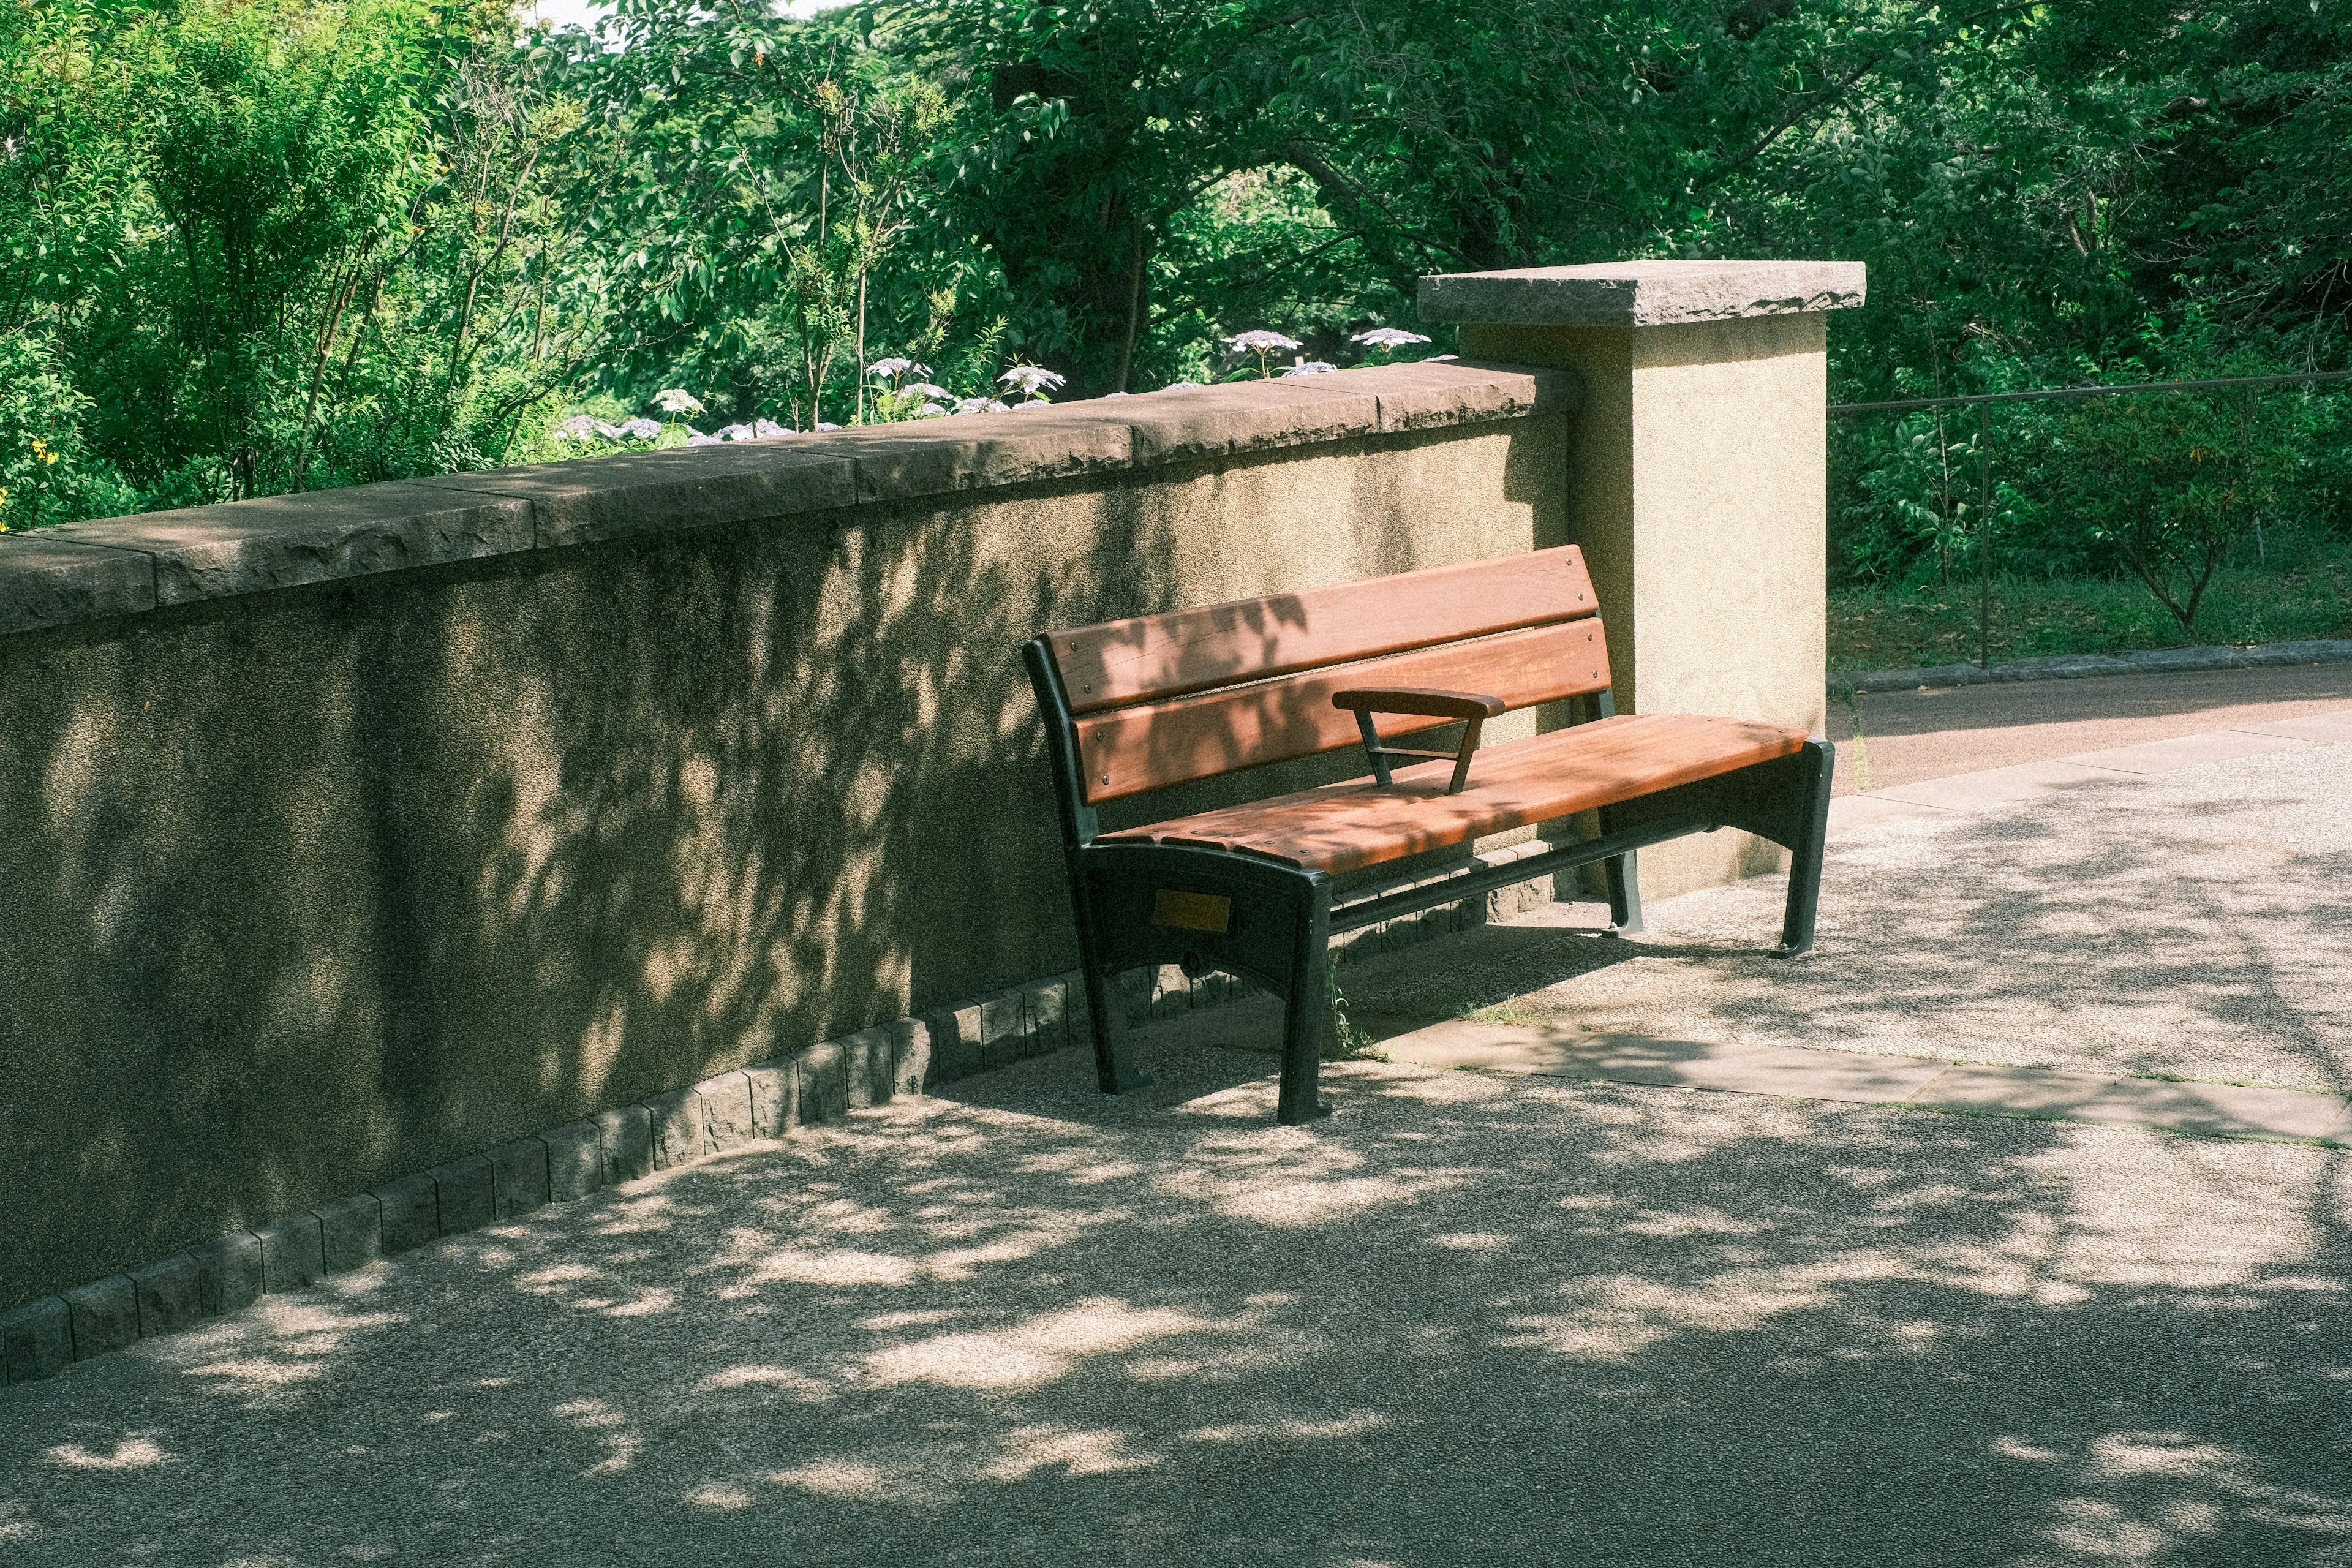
[[3, 713, 2348, 1566], [1827, 659, 2352, 794]]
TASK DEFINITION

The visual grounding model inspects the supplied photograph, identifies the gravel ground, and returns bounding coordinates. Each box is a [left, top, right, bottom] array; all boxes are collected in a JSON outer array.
[[3, 745, 2348, 1568], [2, 1064, 2348, 1567], [1344, 744, 2352, 1095]]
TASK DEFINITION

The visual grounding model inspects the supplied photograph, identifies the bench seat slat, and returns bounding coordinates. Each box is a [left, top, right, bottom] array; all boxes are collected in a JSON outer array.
[[1075, 619, 1611, 802], [1052, 545, 1600, 715], [1098, 713, 1806, 876]]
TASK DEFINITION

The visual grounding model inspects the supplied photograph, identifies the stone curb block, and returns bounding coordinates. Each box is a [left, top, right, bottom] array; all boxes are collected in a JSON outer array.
[[598, 1106, 655, 1183], [978, 989, 1027, 1070], [799, 1041, 850, 1125], [887, 1017, 933, 1098], [745, 1061, 797, 1139], [431, 1156, 496, 1235], [373, 1175, 440, 1254], [257, 1213, 325, 1294], [490, 1139, 551, 1218], [697, 1071, 758, 1155], [65, 1276, 139, 1360], [195, 1234, 263, 1317], [1, 1297, 74, 1385], [921, 1001, 986, 1086], [839, 1028, 889, 1110], [314, 1193, 383, 1273], [1836, 638, 2352, 695], [130, 1253, 206, 1338], [649, 1086, 704, 1170], [541, 1121, 605, 1204]]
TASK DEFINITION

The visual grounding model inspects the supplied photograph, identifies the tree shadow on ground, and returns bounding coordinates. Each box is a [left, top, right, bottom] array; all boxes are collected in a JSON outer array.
[[0, 1036, 2345, 1567], [1305, 756, 2352, 1103]]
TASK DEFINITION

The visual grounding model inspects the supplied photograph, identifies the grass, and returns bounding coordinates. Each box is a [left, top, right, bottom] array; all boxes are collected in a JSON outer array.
[[1829, 540, 2352, 674]]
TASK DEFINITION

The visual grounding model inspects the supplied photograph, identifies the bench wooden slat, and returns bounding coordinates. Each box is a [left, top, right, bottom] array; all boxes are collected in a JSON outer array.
[[1098, 713, 1806, 875], [1052, 545, 1599, 715], [1076, 619, 1612, 802]]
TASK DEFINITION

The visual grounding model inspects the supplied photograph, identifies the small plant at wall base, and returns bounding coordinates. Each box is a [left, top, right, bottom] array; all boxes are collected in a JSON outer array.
[[1326, 973, 1376, 1059]]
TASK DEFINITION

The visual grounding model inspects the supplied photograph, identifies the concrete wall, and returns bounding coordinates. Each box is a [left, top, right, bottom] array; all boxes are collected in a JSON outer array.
[[0, 363, 1570, 1306], [1460, 314, 1831, 896]]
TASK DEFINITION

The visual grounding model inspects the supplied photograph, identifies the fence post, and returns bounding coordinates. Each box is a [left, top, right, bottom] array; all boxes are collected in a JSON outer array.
[[1978, 399, 1992, 669]]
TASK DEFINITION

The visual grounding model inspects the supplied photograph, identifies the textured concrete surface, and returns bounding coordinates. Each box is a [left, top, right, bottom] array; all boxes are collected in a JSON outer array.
[[0, 390, 1569, 1308], [1461, 306, 1836, 905], [3, 1047, 2346, 1564], [1422, 258, 1868, 326], [1336, 737, 2352, 1096], [1378, 1024, 2351, 1142], [4, 739, 2347, 1563]]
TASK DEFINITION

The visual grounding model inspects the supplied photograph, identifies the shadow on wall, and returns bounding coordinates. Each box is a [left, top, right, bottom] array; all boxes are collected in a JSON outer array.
[[0, 1039, 2344, 1565], [0, 423, 1562, 1305]]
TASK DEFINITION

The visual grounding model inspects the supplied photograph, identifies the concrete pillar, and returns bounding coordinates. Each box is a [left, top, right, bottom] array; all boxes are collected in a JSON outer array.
[[1419, 259, 1866, 900]]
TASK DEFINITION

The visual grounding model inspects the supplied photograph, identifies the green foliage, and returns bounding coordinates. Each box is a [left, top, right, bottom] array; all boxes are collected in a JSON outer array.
[[0, 0, 2345, 612], [1830, 535, 2352, 673]]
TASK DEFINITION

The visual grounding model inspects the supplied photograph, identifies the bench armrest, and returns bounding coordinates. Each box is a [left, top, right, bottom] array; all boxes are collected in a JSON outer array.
[[1330, 687, 1508, 722], [1330, 688, 1504, 794]]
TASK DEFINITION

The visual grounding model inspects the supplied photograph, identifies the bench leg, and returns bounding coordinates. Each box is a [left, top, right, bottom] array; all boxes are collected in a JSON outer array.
[[1076, 938, 1153, 1096], [1771, 739, 1836, 959], [1276, 883, 1335, 1125], [1602, 849, 1645, 935]]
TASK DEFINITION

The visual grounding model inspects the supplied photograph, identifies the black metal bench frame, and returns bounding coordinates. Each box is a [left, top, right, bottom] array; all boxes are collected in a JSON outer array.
[[1024, 641, 1834, 1125]]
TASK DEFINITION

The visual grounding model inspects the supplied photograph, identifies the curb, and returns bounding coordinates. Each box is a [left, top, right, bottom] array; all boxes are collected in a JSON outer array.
[[0, 1006, 957, 1390], [0, 846, 1559, 1390], [1833, 638, 2352, 695]]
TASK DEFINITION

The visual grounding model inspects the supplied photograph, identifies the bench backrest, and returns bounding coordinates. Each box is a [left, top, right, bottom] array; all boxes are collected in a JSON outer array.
[[1039, 546, 1611, 803]]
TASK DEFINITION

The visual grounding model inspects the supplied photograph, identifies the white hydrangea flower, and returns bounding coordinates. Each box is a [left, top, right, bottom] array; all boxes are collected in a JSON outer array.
[[654, 389, 704, 415], [1280, 360, 1337, 377], [1350, 327, 1431, 349], [618, 417, 663, 440], [1226, 330, 1302, 352], [714, 423, 754, 441], [997, 364, 1067, 398], [865, 358, 927, 380], [902, 382, 951, 401]]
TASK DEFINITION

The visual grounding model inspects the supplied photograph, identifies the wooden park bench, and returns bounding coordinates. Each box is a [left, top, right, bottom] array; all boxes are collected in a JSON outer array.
[[1022, 545, 1833, 1124]]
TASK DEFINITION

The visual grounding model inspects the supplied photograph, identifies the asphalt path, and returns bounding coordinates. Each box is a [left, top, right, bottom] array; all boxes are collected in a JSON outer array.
[[3, 742, 2347, 1567], [1827, 660, 2352, 794]]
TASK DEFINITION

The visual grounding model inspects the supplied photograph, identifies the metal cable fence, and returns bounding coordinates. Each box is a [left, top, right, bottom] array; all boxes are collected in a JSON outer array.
[[1828, 369, 2352, 669]]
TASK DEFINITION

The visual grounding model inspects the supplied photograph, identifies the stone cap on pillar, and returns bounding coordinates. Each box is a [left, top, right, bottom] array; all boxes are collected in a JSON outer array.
[[1417, 260, 1866, 328]]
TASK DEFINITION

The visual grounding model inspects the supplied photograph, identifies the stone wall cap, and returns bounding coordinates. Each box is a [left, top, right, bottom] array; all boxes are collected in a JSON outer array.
[[1, 360, 1565, 641], [1418, 259, 1867, 327], [0, 533, 158, 636], [32, 481, 534, 607]]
